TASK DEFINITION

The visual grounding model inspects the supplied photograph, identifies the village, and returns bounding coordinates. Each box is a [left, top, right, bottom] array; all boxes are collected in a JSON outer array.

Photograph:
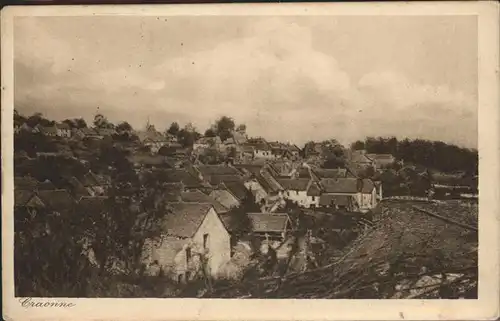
[[13, 111, 479, 299]]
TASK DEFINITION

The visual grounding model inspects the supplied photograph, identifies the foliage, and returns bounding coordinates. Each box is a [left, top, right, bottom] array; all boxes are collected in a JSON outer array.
[[351, 137, 477, 174], [166, 122, 180, 136], [204, 128, 217, 137], [116, 121, 133, 132], [214, 116, 235, 142]]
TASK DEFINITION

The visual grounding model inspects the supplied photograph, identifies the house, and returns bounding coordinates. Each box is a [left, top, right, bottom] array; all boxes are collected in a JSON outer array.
[[306, 181, 322, 208], [366, 154, 396, 170], [143, 137, 171, 154], [196, 165, 241, 183], [67, 176, 92, 198], [320, 178, 377, 212], [95, 128, 117, 137], [15, 176, 39, 190], [180, 190, 229, 214], [127, 154, 175, 169], [155, 169, 208, 191], [277, 178, 313, 208], [56, 123, 72, 138], [76, 127, 103, 140], [347, 150, 374, 168], [312, 168, 349, 179], [193, 136, 222, 151], [37, 189, 75, 214], [319, 194, 358, 211], [142, 203, 231, 282], [81, 171, 110, 196], [39, 125, 58, 137], [15, 190, 46, 213], [209, 189, 241, 209], [243, 178, 268, 205], [247, 213, 292, 241]]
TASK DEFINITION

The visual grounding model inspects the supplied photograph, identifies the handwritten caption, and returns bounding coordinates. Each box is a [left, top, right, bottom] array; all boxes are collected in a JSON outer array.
[[19, 297, 75, 308]]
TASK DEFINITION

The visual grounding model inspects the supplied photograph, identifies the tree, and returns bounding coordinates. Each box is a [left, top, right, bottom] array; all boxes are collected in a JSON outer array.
[[214, 116, 235, 142], [227, 189, 259, 240], [204, 128, 217, 137], [93, 114, 113, 129], [166, 122, 180, 136], [116, 121, 133, 132], [351, 140, 365, 150]]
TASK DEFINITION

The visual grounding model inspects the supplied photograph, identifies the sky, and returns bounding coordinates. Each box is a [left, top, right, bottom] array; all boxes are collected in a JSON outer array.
[[14, 15, 478, 148]]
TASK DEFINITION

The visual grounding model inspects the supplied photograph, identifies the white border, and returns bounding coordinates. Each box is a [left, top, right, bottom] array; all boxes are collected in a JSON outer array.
[[2, 2, 499, 320]]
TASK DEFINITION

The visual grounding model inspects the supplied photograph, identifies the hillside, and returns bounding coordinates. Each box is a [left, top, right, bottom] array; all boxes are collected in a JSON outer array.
[[205, 199, 478, 299]]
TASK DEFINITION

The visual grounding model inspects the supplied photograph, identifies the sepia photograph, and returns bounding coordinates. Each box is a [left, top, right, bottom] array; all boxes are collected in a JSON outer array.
[[2, 2, 499, 320]]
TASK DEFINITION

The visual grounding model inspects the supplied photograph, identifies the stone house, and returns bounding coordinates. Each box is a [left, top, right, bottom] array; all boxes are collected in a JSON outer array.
[[142, 203, 231, 282], [319, 178, 377, 212], [56, 123, 72, 138], [277, 178, 313, 208]]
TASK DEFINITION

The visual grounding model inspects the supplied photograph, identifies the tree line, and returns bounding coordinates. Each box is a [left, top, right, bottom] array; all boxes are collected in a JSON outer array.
[[351, 137, 478, 174]]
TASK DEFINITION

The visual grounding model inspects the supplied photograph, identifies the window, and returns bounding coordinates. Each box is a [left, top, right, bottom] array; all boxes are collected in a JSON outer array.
[[177, 274, 184, 283], [185, 271, 191, 281], [186, 248, 192, 265], [203, 234, 209, 249]]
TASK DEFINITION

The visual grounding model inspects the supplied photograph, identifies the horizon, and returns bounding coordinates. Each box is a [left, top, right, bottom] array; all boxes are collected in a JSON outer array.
[[14, 15, 478, 149]]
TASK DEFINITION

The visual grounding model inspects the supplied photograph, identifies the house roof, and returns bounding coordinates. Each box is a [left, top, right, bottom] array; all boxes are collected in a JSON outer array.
[[78, 196, 108, 211], [320, 178, 375, 194], [40, 126, 58, 135], [313, 168, 347, 179], [319, 194, 354, 207], [80, 127, 98, 136], [81, 172, 109, 187], [181, 190, 228, 213], [37, 189, 75, 210], [56, 123, 71, 130], [257, 169, 283, 193], [222, 181, 248, 201], [197, 165, 240, 177], [234, 164, 263, 176], [210, 189, 240, 207], [307, 182, 322, 196], [350, 150, 373, 164], [247, 213, 290, 233], [277, 178, 311, 191], [15, 176, 39, 190], [241, 145, 255, 153], [209, 174, 243, 185], [162, 202, 215, 238], [15, 190, 35, 207], [96, 128, 117, 136], [37, 180, 56, 191], [320, 178, 360, 194], [67, 177, 91, 197], [155, 169, 204, 188]]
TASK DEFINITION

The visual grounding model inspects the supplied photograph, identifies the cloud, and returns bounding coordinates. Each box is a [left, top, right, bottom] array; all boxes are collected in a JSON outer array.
[[13, 17, 477, 148]]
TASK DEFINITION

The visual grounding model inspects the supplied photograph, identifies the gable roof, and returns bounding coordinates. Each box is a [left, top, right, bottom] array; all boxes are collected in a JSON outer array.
[[277, 178, 311, 191], [350, 150, 373, 164], [197, 165, 241, 177], [209, 174, 243, 185], [320, 178, 375, 194], [247, 213, 290, 233], [313, 168, 348, 179], [307, 181, 322, 196], [181, 190, 228, 213], [37, 189, 75, 210], [15, 176, 39, 190], [257, 169, 283, 194], [320, 178, 359, 194], [37, 180, 56, 191], [222, 181, 248, 201], [162, 202, 215, 238], [157, 169, 205, 188], [78, 196, 108, 212], [209, 189, 240, 208], [15, 190, 36, 207], [67, 176, 91, 197]]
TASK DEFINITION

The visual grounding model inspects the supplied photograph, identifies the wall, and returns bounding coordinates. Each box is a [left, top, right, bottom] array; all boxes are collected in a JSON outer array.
[[254, 150, 275, 159], [192, 207, 231, 278], [284, 190, 313, 208]]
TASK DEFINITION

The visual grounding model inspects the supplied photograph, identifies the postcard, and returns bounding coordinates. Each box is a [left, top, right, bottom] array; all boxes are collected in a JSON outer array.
[[2, 1, 499, 320]]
